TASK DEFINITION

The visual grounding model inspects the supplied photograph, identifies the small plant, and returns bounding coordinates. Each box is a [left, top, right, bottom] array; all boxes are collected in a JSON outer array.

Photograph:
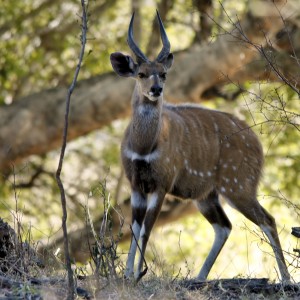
[[85, 180, 125, 280]]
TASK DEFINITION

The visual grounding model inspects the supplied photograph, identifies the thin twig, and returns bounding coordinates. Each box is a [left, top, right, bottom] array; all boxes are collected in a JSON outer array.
[[55, 1, 88, 299]]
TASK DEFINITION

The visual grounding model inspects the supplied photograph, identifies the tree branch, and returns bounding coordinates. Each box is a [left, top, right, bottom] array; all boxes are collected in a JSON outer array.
[[55, 1, 88, 298], [0, 0, 298, 173]]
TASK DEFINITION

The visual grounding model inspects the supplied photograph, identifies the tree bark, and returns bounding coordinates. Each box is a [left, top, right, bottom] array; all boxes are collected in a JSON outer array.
[[0, 0, 298, 174]]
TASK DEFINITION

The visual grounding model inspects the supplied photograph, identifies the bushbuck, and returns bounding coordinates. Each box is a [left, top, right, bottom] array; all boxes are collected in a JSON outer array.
[[110, 11, 290, 282]]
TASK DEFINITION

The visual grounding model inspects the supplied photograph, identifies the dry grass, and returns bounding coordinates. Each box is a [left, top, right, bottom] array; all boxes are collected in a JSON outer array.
[[1, 183, 300, 299]]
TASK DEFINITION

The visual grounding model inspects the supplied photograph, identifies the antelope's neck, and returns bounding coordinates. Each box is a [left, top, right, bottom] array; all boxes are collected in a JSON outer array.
[[129, 92, 162, 155]]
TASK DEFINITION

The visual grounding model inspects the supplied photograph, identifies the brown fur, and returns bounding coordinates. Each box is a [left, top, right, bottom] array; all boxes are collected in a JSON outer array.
[[122, 103, 263, 201], [109, 12, 290, 281]]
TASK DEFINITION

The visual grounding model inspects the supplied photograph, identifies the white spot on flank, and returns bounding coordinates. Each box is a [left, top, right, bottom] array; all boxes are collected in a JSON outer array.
[[166, 157, 170, 163], [223, 177, 229, 183], [223, 164, 228, 168], [207, 171, 212, 176], [232, 166, 237, 170], [214, 122, 219, 132], [174, 165, 177, 172], [234, 178, 238, 183], [184, 159, 188, 166], [199, 172, 204, 177], [242, 135, 245, 140], [193, 170, 197, 175], [220, 187, 226, 193], [124, 147, 160, 162], [239, 185, 243, 190], [244, 157, 248, 162], [226, 143, 230, 148]]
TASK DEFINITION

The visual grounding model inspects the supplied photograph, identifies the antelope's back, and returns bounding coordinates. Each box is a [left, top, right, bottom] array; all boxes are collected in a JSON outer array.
[[164, 104, 264, 199]]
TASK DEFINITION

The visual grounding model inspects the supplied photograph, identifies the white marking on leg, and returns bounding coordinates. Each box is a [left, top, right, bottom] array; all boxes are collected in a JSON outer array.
[[197, 224, 231, 280], [131, 191, 147, 209], [260, 225, 290, 281], [147, 193, 159, 211], [125, 220, 141, 277], [139, 223, 145, 238]]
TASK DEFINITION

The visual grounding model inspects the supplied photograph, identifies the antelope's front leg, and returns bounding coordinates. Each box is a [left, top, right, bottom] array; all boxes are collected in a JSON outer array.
[[125, 191, 147, 278], [135, 191, 165, 281]]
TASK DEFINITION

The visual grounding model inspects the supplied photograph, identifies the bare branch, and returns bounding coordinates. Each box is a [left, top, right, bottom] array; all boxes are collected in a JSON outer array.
[[55, 1, 88, 298]]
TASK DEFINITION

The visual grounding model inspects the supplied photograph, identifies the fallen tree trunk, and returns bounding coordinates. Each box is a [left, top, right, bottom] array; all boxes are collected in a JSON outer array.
[[42, 197, 197, 263]]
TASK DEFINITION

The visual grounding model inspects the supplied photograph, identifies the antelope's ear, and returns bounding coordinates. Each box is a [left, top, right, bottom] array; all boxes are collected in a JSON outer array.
[[110, 52, 138, 77], [161, 53, 174, 70]]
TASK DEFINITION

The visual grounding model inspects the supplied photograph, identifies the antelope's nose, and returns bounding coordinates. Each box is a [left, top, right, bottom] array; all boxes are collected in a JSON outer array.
[[150, 85, 162, 97]]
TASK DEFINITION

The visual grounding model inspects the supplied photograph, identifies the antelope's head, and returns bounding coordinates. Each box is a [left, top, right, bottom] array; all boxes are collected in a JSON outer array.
[[110, 11, 173, 102]]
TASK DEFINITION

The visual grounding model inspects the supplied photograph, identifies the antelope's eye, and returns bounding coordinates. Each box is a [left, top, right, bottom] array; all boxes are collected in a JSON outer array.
[[159, 72, 167, 80], [138, 72, 146, 79]]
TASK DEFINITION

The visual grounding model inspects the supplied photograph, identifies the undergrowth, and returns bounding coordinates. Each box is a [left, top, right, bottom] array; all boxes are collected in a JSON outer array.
[[1, 179, 300, 299]]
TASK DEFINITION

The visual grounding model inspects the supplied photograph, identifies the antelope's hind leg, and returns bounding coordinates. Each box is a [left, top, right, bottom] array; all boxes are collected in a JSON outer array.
[[195, 190, 232, 280], [226, 195, 290, 281]]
